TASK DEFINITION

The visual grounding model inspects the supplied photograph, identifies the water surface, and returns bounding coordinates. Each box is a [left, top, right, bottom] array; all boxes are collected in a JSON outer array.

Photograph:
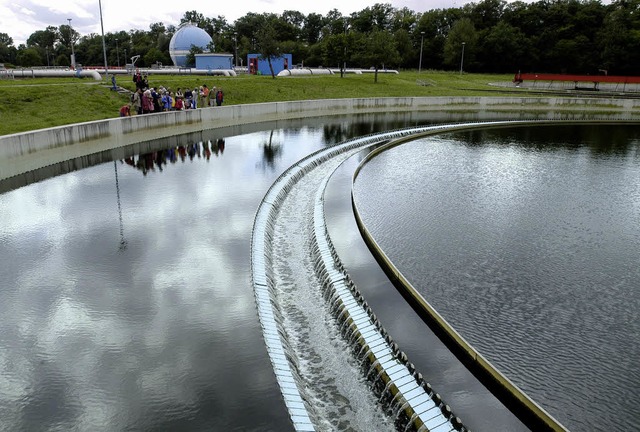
[[352, 124, 640, 431]]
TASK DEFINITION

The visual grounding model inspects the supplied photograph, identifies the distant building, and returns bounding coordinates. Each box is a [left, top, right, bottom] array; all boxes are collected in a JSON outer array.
[[195, 53, 233, 71], [169, 23, 212, 67], [247, 54, 293, 76]]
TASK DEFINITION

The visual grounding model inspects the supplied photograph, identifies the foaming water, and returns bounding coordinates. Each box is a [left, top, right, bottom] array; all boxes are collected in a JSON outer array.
[[270, 155, 395, 431], [353, 124, 640, 431]]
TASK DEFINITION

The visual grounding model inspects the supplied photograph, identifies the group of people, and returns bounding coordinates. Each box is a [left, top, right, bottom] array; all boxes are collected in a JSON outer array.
[[122, 139, 227, 175], [120, 70, 224, 116]]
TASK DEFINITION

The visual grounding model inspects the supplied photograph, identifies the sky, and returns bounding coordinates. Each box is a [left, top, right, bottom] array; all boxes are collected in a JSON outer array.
[[1, 0, 461, 47]]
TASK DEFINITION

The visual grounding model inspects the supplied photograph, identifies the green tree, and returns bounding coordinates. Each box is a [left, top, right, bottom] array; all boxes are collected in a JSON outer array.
[[323, 9, 348, 36], [75, 33, 106, 66], [16, 47, 42, 66], [255, 18, 281, 78], [144, 47, 167, 67], [443, 18, 477, 70], [479, 21, 530, 72], [303, 13, 325, 44], [323, 33, 350, 76], [0, 33, 17, 64], [352, 30, 400, 82], [393, 28, 414, 68], [185, 45, 204, 67], [390, 7, 418, 33], [597, 0, 640, 74]]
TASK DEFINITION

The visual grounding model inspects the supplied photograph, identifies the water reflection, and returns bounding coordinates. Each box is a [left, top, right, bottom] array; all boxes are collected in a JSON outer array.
[[455, 124, 640, 156], [3, 115, 463, 432], [259, 131, 282, 172], [121, 140, 227, 176]]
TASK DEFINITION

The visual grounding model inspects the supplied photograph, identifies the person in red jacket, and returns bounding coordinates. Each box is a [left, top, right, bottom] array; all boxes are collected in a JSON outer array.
[[215, 89, 224, 106], [119, 104, 131, 117]]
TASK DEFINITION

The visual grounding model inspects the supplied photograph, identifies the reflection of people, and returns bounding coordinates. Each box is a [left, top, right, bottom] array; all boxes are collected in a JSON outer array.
[[204, 141, 211, 160], [123, 139, 226, 176]]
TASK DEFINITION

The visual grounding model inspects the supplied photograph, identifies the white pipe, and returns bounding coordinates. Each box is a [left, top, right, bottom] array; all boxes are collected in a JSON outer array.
[[88, 67, 237, 77], [10, 69, 102, 80], [277, 68, 334, 77], [278, 68, 398, 77]]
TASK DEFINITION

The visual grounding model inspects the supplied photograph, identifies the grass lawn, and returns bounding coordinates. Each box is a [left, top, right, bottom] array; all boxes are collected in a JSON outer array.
[[0, 70, 520, 136]]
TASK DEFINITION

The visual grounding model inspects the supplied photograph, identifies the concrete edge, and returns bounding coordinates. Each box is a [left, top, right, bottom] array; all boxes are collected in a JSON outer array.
[[3, 96, 640, 182]]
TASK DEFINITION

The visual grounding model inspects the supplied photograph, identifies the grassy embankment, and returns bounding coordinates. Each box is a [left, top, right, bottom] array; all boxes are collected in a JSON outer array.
[[0, 71, 518, 136]]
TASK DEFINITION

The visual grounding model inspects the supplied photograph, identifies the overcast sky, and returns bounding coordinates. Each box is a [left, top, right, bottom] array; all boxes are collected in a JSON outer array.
[[1, 0, 464, 46]]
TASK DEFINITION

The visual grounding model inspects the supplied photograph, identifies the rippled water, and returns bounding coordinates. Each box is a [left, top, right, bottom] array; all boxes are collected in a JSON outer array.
[[352, 124, 640, 432]]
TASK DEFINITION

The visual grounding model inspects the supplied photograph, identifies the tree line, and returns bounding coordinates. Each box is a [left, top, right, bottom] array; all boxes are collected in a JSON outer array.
[[1, 0, 640, 76]]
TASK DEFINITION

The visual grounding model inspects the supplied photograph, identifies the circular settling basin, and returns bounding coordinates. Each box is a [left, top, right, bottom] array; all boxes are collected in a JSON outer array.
[[352, 123, 640, 432], [1, 113, 523, 431]]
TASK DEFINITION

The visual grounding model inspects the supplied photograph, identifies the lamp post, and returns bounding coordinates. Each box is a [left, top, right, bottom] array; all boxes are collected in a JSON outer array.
[[98, 0, 109, 78], [460, 42, 466, 75], [115, 38, 119, 67], [343, 22, 349, 76], [234, 31, 238, 68], [67, 18, 75, 68], [419, 31, 425, 74]]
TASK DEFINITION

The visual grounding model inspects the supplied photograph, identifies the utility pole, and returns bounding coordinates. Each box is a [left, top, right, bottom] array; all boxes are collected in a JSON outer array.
[[67, 18, 76, 69], [234, 31, 238, 68], [98, 0, 109, 79], [419, 31, 425, 74]]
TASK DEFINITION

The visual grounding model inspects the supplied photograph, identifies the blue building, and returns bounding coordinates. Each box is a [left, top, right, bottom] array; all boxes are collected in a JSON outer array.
[[247, 54, 293, 75], [195, 54, 233, 71], [169, 23, 212, 67]]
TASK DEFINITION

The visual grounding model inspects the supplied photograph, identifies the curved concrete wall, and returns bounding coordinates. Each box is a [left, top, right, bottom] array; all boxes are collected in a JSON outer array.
[[3, 96, 640, 182]]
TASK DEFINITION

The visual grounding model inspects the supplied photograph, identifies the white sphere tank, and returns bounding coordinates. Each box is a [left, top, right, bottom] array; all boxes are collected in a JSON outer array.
[[169, 23, 213, 67]]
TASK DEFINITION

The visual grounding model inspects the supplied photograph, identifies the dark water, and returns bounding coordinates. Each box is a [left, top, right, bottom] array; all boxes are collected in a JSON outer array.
[[352, 124, 640, 432]]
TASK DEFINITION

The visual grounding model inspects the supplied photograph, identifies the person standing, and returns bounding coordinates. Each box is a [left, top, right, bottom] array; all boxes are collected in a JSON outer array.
[[132, 88, 143, 115], [215, 88, 224, 106], [142, 89, 154, 114], [202, 85, 210, 107], [184, 88, 192, 109]]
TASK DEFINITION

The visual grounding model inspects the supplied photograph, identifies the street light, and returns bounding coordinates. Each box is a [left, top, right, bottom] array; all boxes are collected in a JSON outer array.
[[460, 42, 466, 75], [234, 31, 238, 68], [67, 18, 75, 68], [419, 31, 425, 74], [115, 38, 119, 67], [98, 0, 109, 78]]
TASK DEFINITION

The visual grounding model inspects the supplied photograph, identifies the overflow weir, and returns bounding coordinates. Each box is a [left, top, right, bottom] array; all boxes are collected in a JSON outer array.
[[251, 121, 574, 431], [251, 126, 469, 431]]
